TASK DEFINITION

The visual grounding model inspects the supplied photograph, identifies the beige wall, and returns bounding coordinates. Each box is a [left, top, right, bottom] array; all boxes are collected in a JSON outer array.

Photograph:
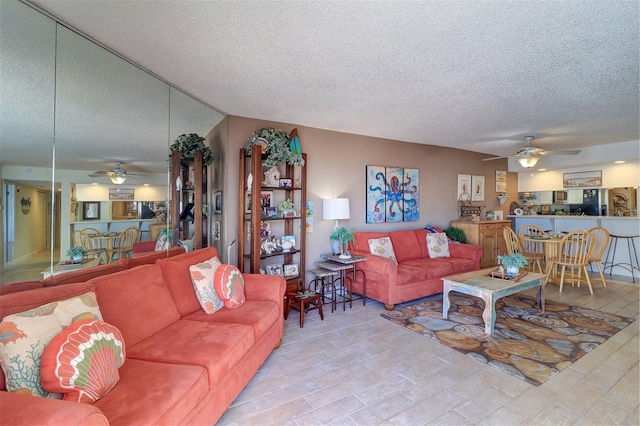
[[224, 116, 515, 279]]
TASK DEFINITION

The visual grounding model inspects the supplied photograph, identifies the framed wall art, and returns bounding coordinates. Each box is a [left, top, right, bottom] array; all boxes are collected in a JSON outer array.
[[563, 170, 602, 188], [214, 191, 222, 214], [366, 165, 419, 223], [457, 174, 471, 202], [471, 175, 485, 201], [109, 188, 134, 200], [82, 202, 100, 220]]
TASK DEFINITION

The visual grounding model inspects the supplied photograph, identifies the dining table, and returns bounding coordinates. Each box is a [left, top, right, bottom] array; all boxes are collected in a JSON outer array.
[[89, 232, 120, 263], [520, 234, 564, 282]]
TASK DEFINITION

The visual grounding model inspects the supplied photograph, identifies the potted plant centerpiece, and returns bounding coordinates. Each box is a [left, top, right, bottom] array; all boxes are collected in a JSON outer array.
[[330, 227, 356, 259], [66, 246, 86, 263], [498, 253, 528, 276]]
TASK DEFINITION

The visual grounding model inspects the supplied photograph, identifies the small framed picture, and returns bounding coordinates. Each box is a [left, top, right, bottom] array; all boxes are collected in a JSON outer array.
[[279, 178, 293, 188], [281, 235, 296, 247], [284, 263, 299, 278], [260, 191, 273, 208], [214, 191, 222, 214], [245, 192, 252, 214], [266, 263, 283, 276], [264, 206, 278, 218], [494, 211, 504, 220]]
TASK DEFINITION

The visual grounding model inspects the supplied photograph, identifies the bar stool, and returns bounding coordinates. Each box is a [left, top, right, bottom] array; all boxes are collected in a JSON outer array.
[[308, 267, 338, 312], [603, 234, 640, 283], [284, 291, 323, 328]]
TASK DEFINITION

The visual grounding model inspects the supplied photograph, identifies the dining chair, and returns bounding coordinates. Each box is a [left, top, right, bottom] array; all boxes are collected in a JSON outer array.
[[72, 229, 84, 248], [79, 228, 107, 264], [547, 230, 596, 294], [518, 224, 547, 259], [503, 227, 544, 273], [587, 226, 611, 288], [111, 226, 140, 262]]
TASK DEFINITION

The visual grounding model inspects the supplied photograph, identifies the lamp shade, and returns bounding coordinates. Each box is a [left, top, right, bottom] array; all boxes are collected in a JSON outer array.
[[323, 198, 350, 220], [110, 172, 126, 185]]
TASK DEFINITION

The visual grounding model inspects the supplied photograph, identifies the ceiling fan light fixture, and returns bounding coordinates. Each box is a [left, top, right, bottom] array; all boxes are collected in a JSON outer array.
[[518, 155, 539, 168], [110, 172, 126, 185]]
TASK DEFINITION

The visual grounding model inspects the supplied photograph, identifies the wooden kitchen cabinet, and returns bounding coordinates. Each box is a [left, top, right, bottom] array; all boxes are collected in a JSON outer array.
[[451, 220, 512, 268]]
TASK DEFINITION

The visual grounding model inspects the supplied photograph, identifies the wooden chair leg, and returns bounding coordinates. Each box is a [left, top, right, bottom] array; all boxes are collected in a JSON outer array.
[[583, 266, 594, 294], [597, 262, 607, 287], [559, 266, 566, 293]]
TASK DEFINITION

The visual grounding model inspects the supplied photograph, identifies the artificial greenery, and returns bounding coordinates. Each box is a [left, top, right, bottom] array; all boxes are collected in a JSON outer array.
[[278, 198, 295, 211], [246, 127, 304, 167], [170, 133, 213, 166], [330, 226, 356, 244], [158, 227, 173, 240], [66, 246, 86, 258], [499, 253, 528, 269], [444, 227, 467, 243]]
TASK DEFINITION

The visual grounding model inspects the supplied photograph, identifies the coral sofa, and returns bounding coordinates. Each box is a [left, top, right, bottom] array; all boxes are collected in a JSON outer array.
[[0, 247, 286, 425], [349, 229, 482, 310]]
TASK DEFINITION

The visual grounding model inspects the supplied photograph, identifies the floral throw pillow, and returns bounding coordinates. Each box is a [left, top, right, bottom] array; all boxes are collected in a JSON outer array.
[[214, 264, 246, 309], [0, 292, 103, 398], [368, 237, 398, 264], [189, 256, 225, 314], [427, 233, 451, 258], [40, 319, 125, 404]]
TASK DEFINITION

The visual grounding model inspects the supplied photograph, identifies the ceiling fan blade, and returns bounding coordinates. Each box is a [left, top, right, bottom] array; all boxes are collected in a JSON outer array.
[[483, 156, 509, 161], [89, 171, 111, 177], [541, 149, 581, 156]]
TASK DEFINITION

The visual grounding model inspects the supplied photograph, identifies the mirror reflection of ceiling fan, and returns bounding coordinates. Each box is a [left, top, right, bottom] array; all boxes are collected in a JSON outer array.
[[483, 136, 581, 168], [89, 161, 147, 184]]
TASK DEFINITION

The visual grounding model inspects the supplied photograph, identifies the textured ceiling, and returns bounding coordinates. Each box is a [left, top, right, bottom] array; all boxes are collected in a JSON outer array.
[[20, 0, 640, 162]]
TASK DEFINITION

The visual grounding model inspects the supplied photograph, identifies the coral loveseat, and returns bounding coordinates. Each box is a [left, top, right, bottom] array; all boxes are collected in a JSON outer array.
[[349, 229, 482, 310], [0, 247, 286, 425]]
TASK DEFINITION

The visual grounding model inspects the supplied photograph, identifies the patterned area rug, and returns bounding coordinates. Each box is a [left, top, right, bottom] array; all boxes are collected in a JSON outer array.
[[381, 293, 635, 385]]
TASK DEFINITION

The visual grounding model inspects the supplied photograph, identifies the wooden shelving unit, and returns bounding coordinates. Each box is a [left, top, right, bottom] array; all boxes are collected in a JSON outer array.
[[170, 150, 207, 249], [238, 144, 307, 293]]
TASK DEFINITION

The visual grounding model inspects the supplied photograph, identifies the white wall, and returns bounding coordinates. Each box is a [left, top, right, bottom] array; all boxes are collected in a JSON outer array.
[[518, 162, 640, 192]]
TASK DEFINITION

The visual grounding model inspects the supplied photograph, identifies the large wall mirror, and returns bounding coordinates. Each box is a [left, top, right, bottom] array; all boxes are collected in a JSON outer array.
[[0, 0, 224, 285]]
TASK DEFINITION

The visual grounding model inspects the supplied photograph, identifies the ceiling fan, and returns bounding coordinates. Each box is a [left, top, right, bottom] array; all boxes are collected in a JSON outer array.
[[483, 136, 581, 168], [89, 161, 147, 184]]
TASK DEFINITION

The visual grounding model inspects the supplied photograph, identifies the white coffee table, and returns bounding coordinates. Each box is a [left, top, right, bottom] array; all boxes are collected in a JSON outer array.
[[442, 268, 548, 334]]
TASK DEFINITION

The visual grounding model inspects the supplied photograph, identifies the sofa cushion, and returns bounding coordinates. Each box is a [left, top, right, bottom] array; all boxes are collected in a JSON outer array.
[[0, 281, 42, 295], [120, 246, 185, 267], [92, 358, 208, 425], [0, 292, 102, 398], [214, 264, 246, 309], [433, 257, 477, 273], [402, 258, 454, 279], [426, 233, 451, 258], [189, 256, 224, 314], [388, 230, 423, 262], [183, 300, 280, 340], [125, 319, 254, 385], [91, 265, 181, 348], [368, 237, 398, 264], [41, 319, 125, 403], [156, 247, 221, 317], [351, 232, 388, 254], [395, 264, 430, 284]]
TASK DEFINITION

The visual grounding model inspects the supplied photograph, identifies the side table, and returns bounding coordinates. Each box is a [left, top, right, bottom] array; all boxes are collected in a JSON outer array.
[[315, 254, 367, 310], [308, 267, 339, 312], [285, 291, 323, 328]]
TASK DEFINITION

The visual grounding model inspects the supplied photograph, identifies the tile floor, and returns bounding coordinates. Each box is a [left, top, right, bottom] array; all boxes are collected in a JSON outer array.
[[218, 274, 639, 425]]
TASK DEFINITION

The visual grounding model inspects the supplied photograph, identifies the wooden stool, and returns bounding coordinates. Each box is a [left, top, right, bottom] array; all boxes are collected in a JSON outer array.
[[284, 292, 324, 328]]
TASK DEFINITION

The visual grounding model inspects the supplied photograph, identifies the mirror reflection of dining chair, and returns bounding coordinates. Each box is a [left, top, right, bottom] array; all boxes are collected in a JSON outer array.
[[503, 227, 544, 273], [547, 230, 596, 294], [79, 228, 107, 264], [111, 226, 140, 262], [587, 227, 611, 288]]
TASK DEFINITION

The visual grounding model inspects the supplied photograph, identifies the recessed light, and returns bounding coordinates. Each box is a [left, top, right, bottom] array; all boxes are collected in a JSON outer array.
[[538, 168, 547, 171], [91, 182, 99, 186], [143, 183, 150, 187], [614, 160, 626, 164]]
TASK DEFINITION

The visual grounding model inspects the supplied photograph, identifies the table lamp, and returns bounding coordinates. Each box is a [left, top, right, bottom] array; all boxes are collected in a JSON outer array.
[[323, 198, 350, 255]]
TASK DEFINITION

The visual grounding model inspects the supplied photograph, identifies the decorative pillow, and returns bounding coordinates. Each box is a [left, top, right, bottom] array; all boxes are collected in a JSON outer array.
[[213, 264, 246, 309], [155, 234, 171, 251], [189, 256, 225, 314], [40, 319, 125, 404], [0, 292, 102, 398], [427, 233, 451, 258], [368, 237, 398, 264]]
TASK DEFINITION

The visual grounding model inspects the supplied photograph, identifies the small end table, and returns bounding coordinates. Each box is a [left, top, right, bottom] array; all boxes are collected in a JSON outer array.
[[285, 291, 323, 328]]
